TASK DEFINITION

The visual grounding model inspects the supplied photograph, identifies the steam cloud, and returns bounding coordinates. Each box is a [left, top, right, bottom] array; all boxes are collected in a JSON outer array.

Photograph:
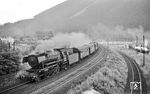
[[34, 32, 92, 53], [88, 23, 149, 41]]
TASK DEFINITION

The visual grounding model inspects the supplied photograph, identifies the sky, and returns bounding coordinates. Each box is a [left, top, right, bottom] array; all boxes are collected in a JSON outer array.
[[0, 0, 66, 24]]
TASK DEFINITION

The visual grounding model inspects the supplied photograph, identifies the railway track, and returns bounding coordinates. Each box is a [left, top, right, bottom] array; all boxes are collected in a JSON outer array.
[[119, 52, 147, 94], [0, 81, 30, 94], [0, 46, 107, 94]]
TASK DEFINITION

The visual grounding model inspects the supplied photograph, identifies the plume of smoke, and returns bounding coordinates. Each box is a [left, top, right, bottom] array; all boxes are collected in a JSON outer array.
[[15, 70, 29, 78], [34, 32, 91, 53], [19, 63, 31, 70], [15, 63, 31, 78], [89, 23, 145, 41], [16, 55, 31, 78]]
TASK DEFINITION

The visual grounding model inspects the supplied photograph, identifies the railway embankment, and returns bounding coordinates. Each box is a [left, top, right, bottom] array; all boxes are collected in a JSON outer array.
[[0, 73, 18, 90], [66, 49, 128, 94]]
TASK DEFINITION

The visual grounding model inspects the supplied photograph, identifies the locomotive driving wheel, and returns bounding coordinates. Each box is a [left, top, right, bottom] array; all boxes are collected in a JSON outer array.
[[33, 75, 41, 82], [65, 62, 70, 70], [52, 64, 60, 75]]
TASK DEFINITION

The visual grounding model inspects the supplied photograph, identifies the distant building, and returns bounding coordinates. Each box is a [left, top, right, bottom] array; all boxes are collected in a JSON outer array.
[[19, 36, 36, 44], [20, 36, 34, 41], [36, 31, 53, 40], [0, 37, 15, 51], [0, 37, 14, 43]]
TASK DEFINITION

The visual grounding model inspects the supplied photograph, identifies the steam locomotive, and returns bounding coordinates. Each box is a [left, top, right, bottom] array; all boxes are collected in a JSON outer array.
[[19, 42, 98, 82]]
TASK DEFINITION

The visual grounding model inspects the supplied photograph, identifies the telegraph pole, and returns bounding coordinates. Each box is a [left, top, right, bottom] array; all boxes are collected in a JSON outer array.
[[136, 36, 138, 46], [136, 36, 138, 54], [142, 34, 145, 67]]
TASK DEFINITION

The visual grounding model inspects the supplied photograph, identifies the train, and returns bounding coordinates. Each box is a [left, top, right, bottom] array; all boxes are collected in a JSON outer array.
[[128, 45, 149, 54], [133, 46, 149, 54], [19, 42, 98, 82]]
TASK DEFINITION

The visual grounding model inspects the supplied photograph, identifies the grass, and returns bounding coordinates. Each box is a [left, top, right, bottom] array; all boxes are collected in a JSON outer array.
[[67, 50, 127, 94]]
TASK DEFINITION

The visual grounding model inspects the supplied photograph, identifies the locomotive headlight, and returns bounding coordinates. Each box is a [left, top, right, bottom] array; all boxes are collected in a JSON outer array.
[[33, 75, 36, 78], [29, 73, 38, 80], [39, 70, 42, 72]]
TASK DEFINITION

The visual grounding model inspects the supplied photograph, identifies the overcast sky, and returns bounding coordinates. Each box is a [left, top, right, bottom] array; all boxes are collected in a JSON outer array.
[[0, 0, 66, 24]]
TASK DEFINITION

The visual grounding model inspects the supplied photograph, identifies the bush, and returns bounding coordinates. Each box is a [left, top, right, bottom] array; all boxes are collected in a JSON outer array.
[[0, 51, 21, 76]]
